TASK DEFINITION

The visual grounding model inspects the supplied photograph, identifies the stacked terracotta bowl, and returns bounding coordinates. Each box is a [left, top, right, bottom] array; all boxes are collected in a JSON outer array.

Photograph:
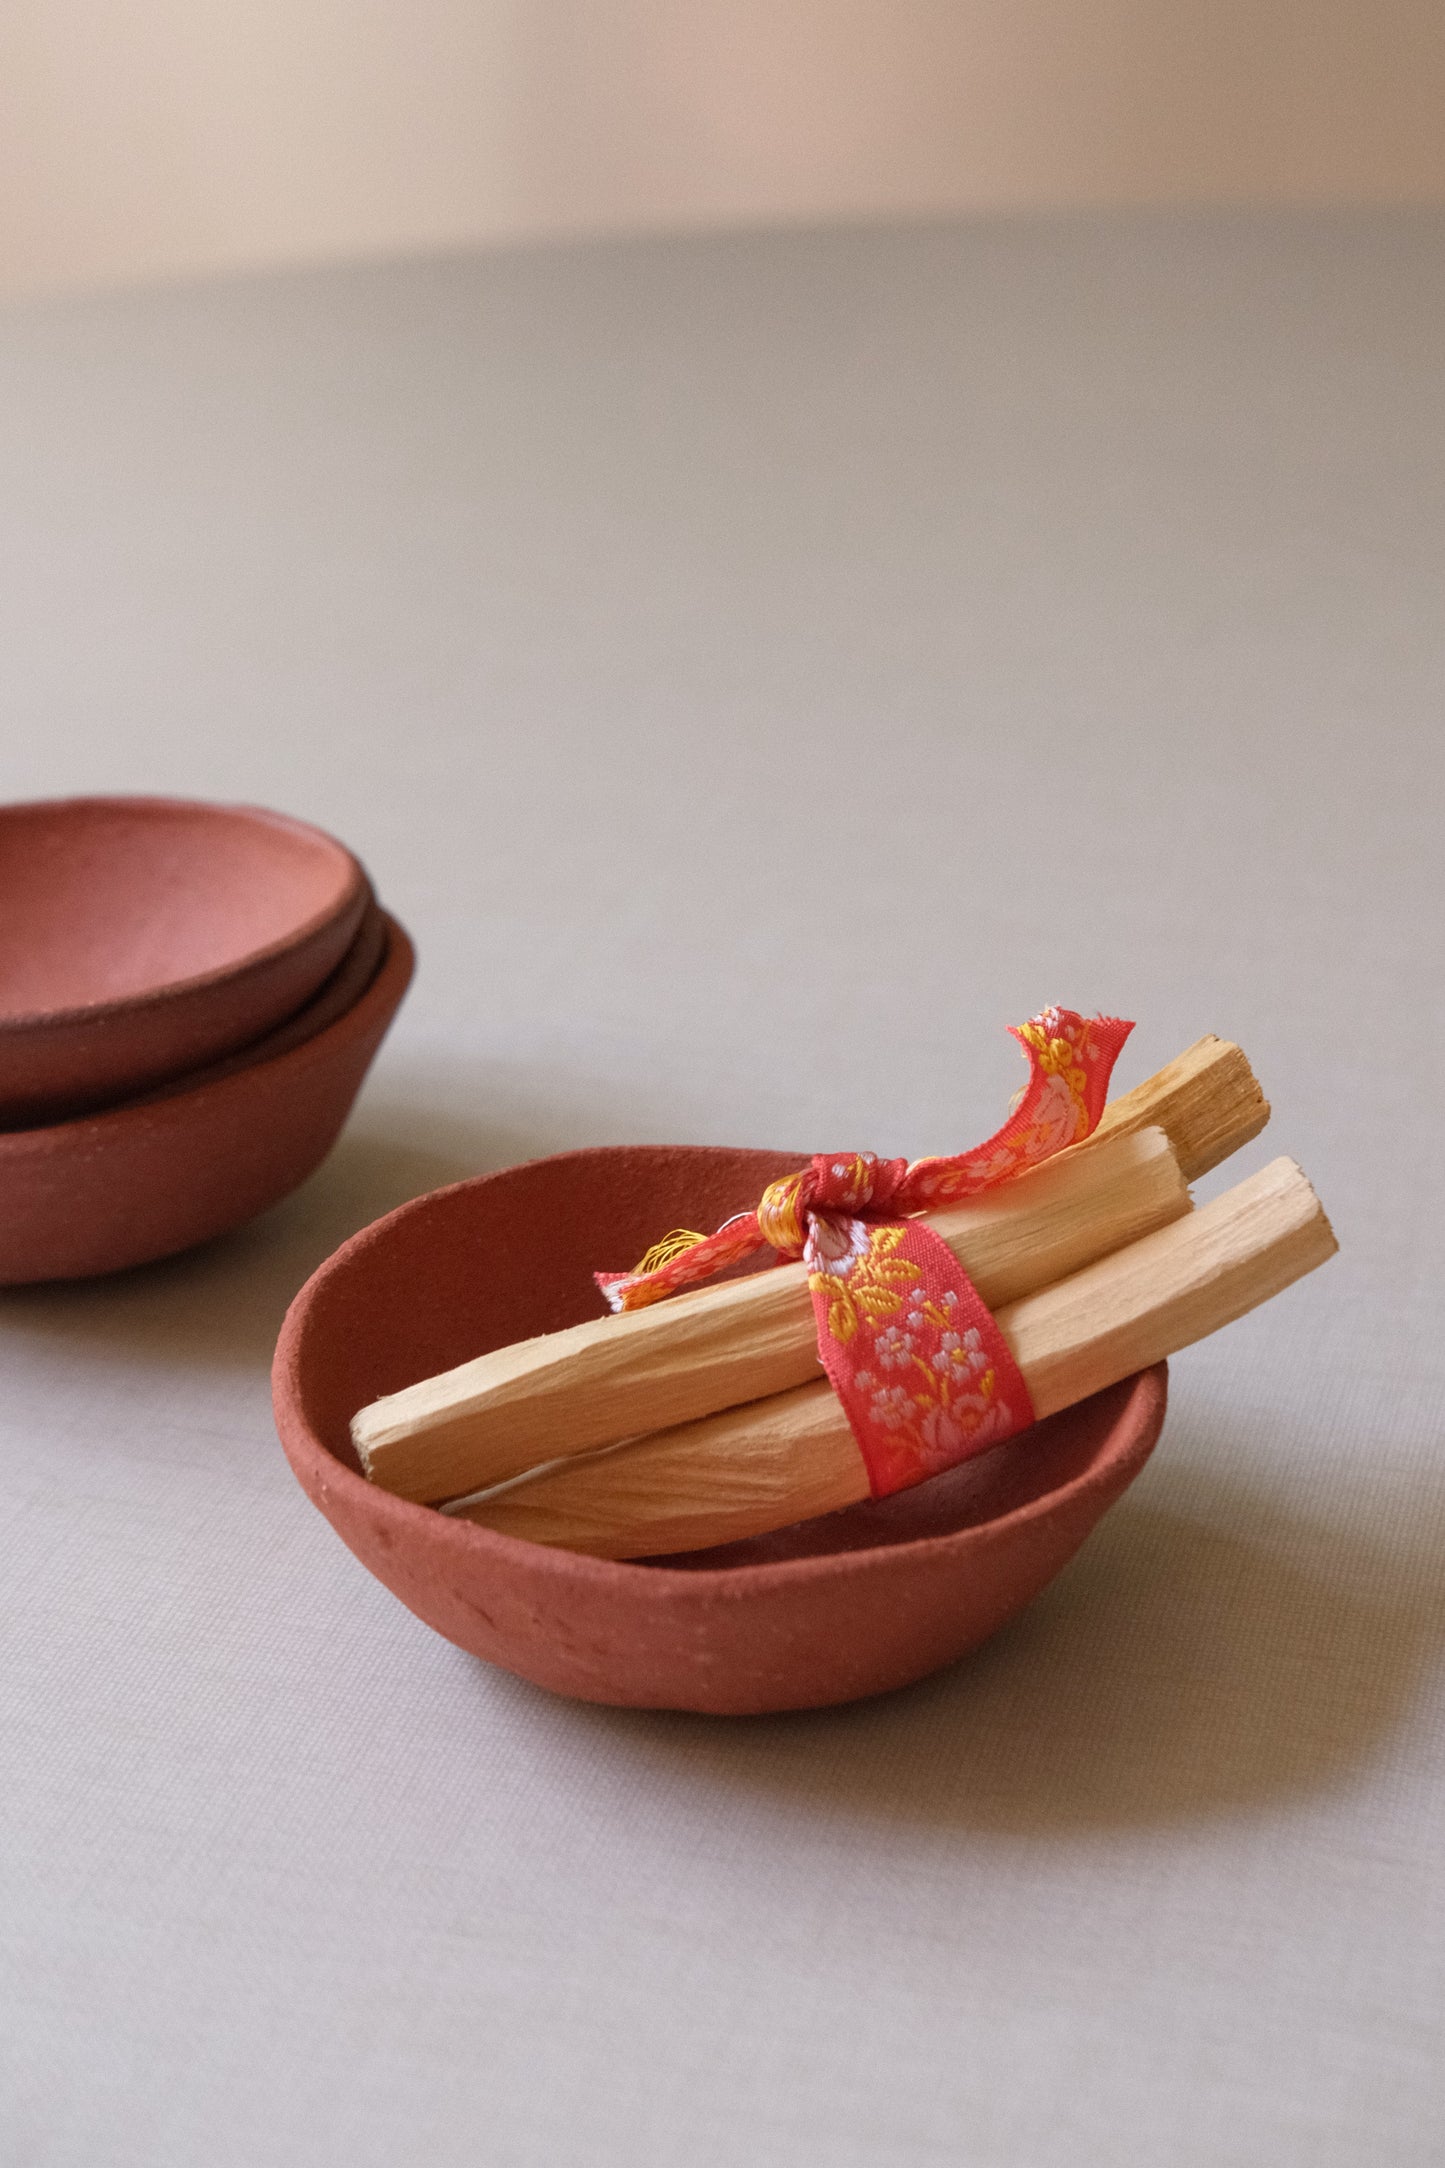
[[0, 796, 413, 1283]]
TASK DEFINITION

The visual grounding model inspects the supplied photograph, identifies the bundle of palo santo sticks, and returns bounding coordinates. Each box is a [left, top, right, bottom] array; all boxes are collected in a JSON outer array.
[[352, 1035, 1336, 1558]]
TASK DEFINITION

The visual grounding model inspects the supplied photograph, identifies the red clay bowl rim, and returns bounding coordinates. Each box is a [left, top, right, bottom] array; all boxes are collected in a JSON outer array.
[[120, 894, 391, 1110], [0, 794, 369, 1033], [274, 1153, 1168, 1598], [0, 908, 413, 1153]]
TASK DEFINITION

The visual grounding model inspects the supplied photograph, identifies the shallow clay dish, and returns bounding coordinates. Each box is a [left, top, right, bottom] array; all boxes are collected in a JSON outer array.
[[129, 897, 389, 1105], [273, 1145, 1168, 1715], [0, 913, 413, 1285], [0, 796, 370, 1125]]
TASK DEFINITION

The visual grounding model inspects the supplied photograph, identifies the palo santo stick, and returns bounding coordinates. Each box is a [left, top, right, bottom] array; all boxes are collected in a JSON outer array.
[[1088, 1034, 1268, 1180], [357, 1124, 1190, 1503], [447, 1156, 1335, 1560]]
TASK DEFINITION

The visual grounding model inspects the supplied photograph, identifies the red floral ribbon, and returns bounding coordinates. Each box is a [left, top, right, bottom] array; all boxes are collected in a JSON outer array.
[[597, 1007, 1133, 1499]]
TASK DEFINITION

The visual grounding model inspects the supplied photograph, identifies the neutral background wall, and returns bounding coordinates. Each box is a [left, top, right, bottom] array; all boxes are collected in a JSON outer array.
[[3, 0, 1445, 298]]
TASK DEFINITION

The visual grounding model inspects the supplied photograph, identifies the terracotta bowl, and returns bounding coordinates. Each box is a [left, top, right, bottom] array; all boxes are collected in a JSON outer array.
[[273, 1145, 1168, 1715], [130, 897, 389, 1105], [0, 796, 370, 1125], [0, 913, 413, 1285]]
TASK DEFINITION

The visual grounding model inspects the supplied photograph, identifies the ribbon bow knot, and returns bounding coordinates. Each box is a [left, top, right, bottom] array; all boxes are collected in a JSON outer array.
[[597, 1008, 1134, 1500], [756, 1152, 910, 1258]]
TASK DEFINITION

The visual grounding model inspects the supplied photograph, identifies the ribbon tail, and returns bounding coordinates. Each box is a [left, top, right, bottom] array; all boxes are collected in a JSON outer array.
[[903, 1008, 1134, 1210], [596, 1007, 1134, 1317], [596, 1211, 766, 1313]]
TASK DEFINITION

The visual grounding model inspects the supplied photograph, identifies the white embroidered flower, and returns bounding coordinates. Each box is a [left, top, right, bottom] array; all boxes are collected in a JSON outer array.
[[1025, 1071, 1084, 1157], [819, 1158, 874, 1211], [971, 1140, 1029, 1184], [868, 1384, 912, 1431], [825, 1152, 889, 1211], [804, 1213, 871, 1276], [919, 1404, 966, 1456], [853, 1369, 875, 1391], [949, 1392, 1012, 1445], [932, 1326, 988, 1378], [919, 1392, 1012, 1461], [875, 1325, 915, 1370]]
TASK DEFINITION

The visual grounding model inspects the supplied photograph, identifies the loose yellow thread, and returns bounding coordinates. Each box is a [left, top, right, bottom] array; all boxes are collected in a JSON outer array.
[[630, 1228, 709, 1278]]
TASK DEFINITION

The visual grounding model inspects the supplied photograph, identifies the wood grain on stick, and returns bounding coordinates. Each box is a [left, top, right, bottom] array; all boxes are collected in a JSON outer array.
[[446, 1157, 1335, 1559], [1088, 1033, 1268, 1180], [356, 1123, 1190, 1503]]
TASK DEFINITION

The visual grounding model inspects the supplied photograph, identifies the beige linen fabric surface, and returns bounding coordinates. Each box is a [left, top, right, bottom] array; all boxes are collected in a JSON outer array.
[[0, 211, 1441, 2166]]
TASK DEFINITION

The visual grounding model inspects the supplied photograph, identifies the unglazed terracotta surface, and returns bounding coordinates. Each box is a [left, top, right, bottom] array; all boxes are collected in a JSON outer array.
[[0, 796, 370, 1124], [0, 914, 413, 1284], [129, 897, 389, 1105], [273, 1144, 1168, 1714]]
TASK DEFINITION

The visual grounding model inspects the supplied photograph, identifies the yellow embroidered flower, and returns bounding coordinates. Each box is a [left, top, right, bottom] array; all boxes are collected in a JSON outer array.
[[807, 1223, 920, 1345]]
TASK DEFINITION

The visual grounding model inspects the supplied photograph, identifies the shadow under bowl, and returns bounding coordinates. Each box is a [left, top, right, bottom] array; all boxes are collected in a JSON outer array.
[[273, 1145, 1168, 1715], [0, 795, 370, 1125], [0, 912, 414, 1285]]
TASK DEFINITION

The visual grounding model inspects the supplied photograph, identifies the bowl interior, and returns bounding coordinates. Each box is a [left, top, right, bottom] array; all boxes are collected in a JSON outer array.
[[127, 897, 390, 1109], [299, 1145, 805, 1480], [295, 1145, 1162, 1572], [0, 797, 362, 1018]]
